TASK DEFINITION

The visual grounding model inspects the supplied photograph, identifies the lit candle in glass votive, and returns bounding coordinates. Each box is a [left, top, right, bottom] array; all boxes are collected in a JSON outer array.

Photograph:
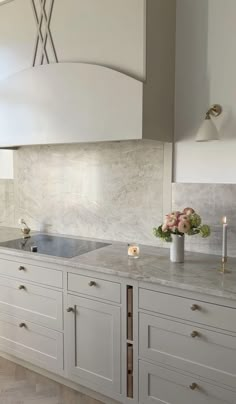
[[128, 244, 140, 259], [222, 216, 228, 259]]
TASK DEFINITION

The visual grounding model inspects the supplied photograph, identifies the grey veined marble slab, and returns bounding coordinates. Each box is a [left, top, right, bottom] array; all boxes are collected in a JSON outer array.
[[13, 141, 167, 246], [0, 227, 236, 301]]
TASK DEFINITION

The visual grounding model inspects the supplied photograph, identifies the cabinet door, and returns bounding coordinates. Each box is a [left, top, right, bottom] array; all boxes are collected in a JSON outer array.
[[66, 295, 121, 396]]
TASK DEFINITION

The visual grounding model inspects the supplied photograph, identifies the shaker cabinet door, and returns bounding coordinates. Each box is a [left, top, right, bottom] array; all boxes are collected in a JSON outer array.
[[65, 295, 121, 397]]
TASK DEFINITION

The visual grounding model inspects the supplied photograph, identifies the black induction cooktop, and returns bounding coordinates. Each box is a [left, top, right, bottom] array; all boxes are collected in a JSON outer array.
[[0, 234, 110, 258]]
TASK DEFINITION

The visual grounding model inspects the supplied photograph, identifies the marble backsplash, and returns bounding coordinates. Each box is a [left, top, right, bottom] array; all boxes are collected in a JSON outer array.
[[12, 141, 168, 246], [0, 180, 15, 227], [172, 183, 236, 257], [3, 145, 235, 256]]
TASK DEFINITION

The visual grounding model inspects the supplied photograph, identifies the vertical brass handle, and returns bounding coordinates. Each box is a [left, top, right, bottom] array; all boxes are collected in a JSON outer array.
[[19, 323, 26, 328], [191, 304, 200, 311], [18, 266, 25, 271], [189, 382, 198, 390], [88, 281, 96, 287], [67, 307, 74, 313], [18, 285, 26, 290]]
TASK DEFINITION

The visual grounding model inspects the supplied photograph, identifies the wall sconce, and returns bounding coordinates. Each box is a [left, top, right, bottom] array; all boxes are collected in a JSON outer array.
[[196, 104, 223, 142]]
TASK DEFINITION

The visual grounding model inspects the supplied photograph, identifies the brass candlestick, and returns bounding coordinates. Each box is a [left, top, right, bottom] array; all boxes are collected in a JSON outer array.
[[219, 257, 231, 274]]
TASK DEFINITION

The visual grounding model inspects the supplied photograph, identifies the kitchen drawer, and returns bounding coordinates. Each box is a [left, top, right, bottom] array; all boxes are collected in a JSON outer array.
[[139, 288, 236, 333], [0, 258, 62, 288], [0, 312, 63, 374], [139, 360, 236, 404], [0, 276, 63, 330], [67, 273, 121, 303], [139, 313, 236, 388]]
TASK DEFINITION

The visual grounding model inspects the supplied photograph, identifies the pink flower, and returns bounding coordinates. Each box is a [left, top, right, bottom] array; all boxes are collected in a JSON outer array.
[[166, 215, 178, 228], [179, 214, 189, 222], [178, 220, 191, 234], [183, 207, 195, 216], [171, 211, 181, 217], [162, 223, 168, 232]]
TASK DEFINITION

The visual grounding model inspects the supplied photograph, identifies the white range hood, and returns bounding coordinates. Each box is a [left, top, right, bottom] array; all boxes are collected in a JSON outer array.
[[0, 62, 143, 148]]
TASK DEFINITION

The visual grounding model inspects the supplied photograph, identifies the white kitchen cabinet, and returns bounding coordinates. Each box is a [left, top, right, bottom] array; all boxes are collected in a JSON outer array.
[[0, 0, 176, 147], [139, 360, 236, 404], [0, 250, 236, 404], [67, 272, 121, 303], [0, 256, 64, 374], [139, 287, 236, 333], [66, 294, 121, 399], [0, 275, 63, 330], [139, 312, 236, 389], [0, 256, 63, 288], [0, 311, 63, 374], [138, 285, 236, 403]]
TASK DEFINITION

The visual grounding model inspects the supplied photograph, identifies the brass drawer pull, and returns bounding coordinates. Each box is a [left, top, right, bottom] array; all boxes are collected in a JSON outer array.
[[191, 331, 199, 338], [189, 382, 198, 390], [18, 266, 25, 271], [19, 323, 26, 328], [191, 304, 200, 311], [67, 307, 74, 313], [88, 281, 96, 287], [18, 285, 26, 290]]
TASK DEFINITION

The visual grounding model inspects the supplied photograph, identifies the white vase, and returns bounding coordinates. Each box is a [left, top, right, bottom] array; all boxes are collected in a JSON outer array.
[[170, 234, 185, 263]]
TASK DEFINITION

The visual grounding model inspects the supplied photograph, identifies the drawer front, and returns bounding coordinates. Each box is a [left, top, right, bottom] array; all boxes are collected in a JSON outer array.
[[139, 288, 236, 333], [0, 258, 63, 288], [0, 276, 63, 330], [139, 313, 236, 388], [0, 312, 63, 374], [139, 361, 236, 404], [68, 273, 121, 303]]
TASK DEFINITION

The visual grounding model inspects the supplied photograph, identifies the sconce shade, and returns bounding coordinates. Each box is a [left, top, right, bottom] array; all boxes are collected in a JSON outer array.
[[195, 118, 219, 142]]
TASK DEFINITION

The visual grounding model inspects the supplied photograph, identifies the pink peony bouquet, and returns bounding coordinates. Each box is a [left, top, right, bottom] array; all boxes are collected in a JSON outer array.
[[153, 207, 211, 242]]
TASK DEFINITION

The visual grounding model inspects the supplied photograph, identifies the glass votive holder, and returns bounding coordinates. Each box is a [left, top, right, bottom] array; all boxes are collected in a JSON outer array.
[[128, 244, 140, 259]]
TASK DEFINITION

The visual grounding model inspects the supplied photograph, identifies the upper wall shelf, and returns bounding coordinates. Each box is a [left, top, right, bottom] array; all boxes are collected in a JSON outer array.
[[0, 0, 176, 147]]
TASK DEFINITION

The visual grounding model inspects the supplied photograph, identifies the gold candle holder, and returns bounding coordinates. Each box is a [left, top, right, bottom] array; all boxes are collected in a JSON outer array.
[[219, 257, 231, 274]]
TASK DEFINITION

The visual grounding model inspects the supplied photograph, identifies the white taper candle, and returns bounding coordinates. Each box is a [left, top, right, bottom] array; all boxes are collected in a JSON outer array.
[[222, 216, 227, 258]]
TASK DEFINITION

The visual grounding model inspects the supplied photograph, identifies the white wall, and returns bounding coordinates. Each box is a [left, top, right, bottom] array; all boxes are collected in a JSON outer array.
[[175, 0, 236, 184], [0, 151, 13, 179]]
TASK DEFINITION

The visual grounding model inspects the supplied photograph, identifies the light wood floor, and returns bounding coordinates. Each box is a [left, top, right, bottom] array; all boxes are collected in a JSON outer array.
[[0, 357, 104, 404]]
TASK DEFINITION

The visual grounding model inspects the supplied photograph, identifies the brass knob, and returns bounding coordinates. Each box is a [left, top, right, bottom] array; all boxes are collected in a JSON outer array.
[[189, 382, 198, 390], [18, 266, 25, 271], [191, 331, 199, 338], [18, 285, 26, 290], [67, 307, 74, 313], [19, 323, 26, 328], [191, 304, 200, 311], [88, 281, 96, 287]]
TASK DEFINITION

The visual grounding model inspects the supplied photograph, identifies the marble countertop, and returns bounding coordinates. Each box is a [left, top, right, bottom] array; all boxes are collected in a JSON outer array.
[[0, 227, 236, 300]]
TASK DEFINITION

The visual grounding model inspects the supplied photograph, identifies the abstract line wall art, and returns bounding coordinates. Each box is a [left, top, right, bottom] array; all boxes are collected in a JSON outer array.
[[31, 0, 58, 66]]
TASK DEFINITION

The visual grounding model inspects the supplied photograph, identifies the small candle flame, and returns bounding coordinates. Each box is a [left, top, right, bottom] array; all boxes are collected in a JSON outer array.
[[222, 216, 227, 224]]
